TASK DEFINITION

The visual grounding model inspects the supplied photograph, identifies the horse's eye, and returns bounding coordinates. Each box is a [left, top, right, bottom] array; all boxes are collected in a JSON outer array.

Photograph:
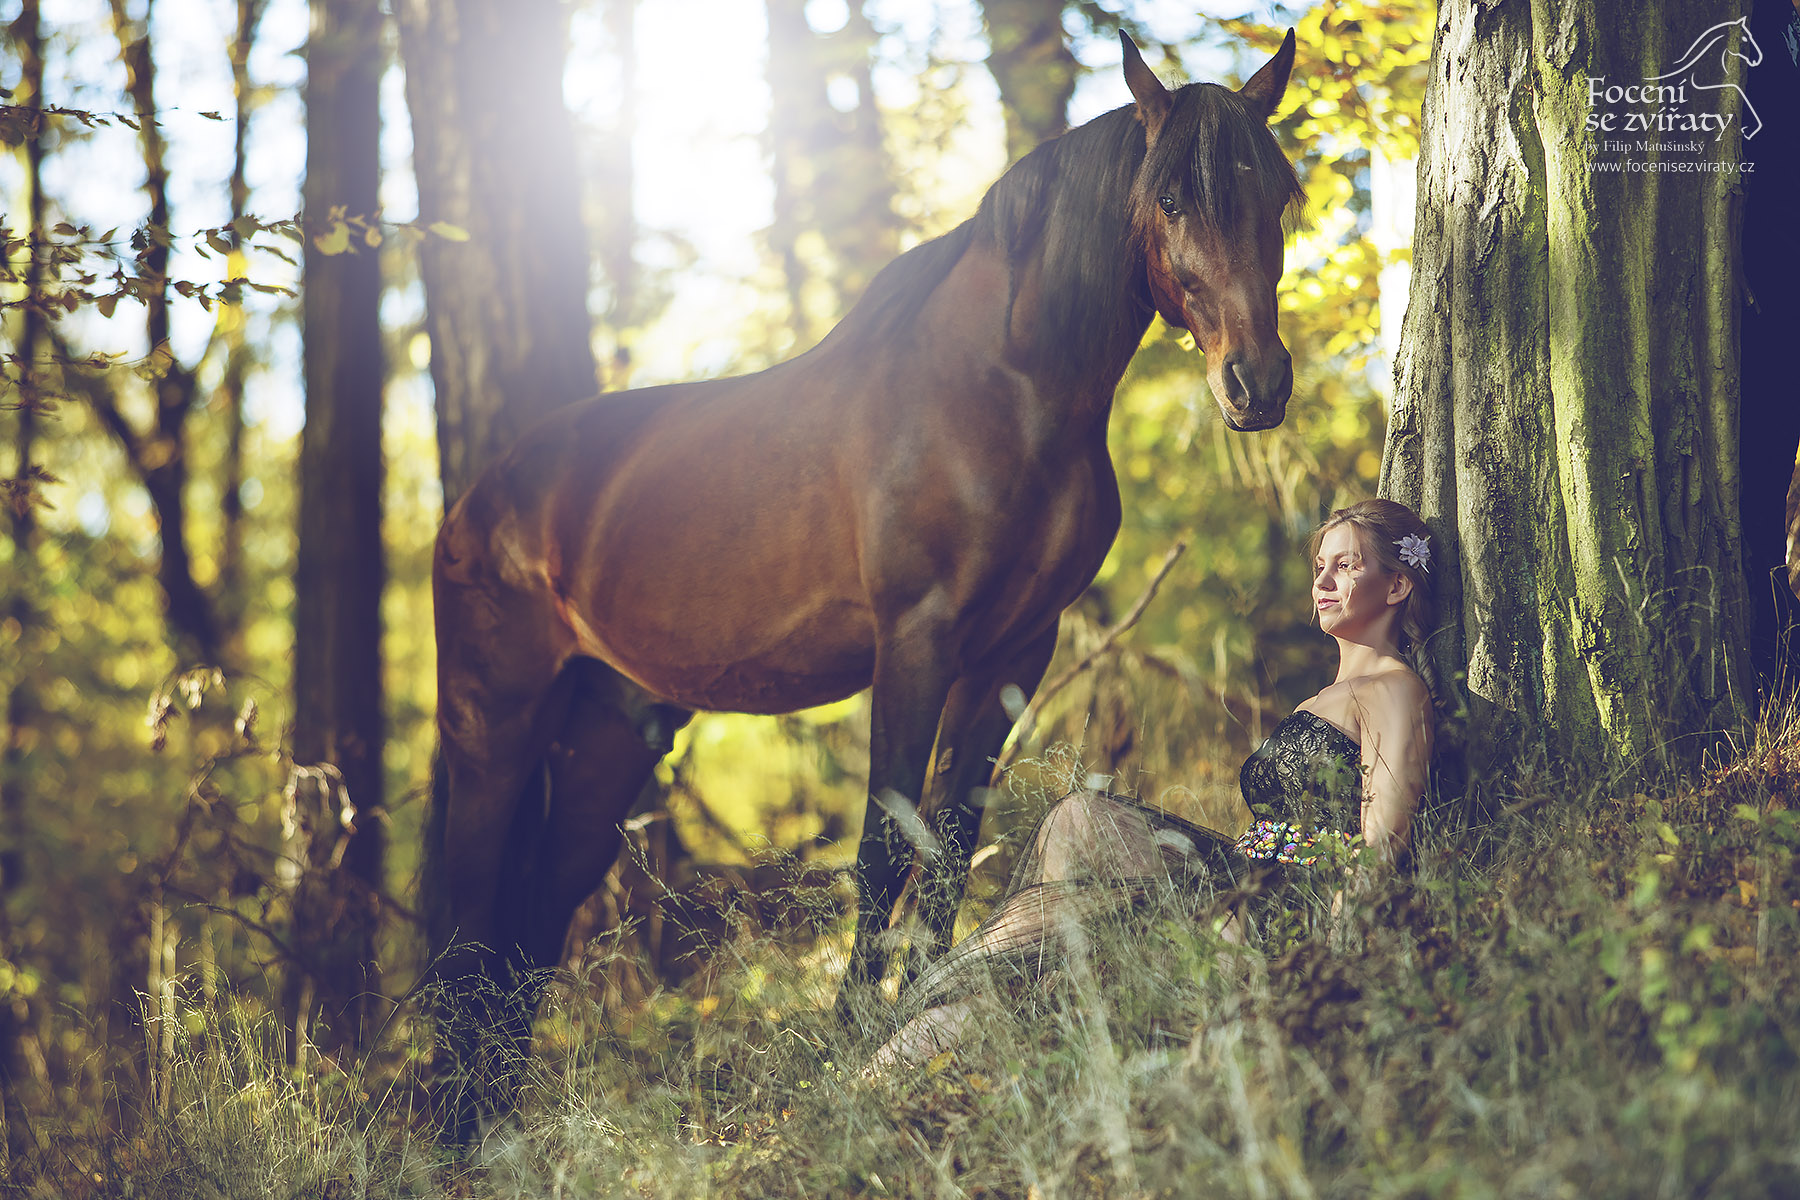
[[1157, 194, 1179, 217]]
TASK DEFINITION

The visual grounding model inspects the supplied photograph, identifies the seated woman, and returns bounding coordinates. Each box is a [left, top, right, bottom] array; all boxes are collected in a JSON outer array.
[[865, 498, 1439, 1072]]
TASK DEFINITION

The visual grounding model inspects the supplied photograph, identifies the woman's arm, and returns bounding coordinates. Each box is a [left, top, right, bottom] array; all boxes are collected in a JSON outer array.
[[1352, 673, 1433, 863]]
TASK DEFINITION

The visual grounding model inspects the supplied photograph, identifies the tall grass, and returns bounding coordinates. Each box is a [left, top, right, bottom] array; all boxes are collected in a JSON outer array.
[[21, 715, 1800, 1199]]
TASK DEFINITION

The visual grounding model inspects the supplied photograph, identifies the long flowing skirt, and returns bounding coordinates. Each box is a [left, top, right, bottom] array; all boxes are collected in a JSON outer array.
[[868, 788, 1273, 1070]]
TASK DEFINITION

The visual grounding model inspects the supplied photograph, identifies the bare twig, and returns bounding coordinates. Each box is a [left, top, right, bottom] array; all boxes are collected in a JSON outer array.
[[994, 540, 1187, 778], [49, 327, 142, 460]]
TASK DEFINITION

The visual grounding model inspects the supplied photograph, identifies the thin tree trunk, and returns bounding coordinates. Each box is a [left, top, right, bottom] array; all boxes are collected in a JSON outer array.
[[394, 0, 599, 506], [214, 0, 268, 663], [104, 0, 221, 665], [835, 2, 900, 301], [1382, 0, 1750, 778], [765, 0, 828, 343], [594, 0, 637, 387], [292, 0, 386, 1055], [0, 0, 46, 1162]]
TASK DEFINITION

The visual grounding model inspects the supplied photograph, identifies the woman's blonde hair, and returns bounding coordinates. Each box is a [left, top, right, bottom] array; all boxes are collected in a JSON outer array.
[[1308, 497, 1439, 670]]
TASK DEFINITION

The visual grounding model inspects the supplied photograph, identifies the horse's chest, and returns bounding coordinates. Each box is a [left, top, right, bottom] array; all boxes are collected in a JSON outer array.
[[976, 453, 1120, 631]]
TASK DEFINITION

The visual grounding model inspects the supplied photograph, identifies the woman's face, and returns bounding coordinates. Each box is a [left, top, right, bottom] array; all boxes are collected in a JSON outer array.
[[1312, 523, 1401, 638]]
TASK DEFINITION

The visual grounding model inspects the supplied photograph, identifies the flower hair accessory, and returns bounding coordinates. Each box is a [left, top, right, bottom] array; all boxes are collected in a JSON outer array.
[[1395, 532, 1431, 573]]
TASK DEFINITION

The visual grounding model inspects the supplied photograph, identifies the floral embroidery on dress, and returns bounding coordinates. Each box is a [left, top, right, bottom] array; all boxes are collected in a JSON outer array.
[[1233, 819, 1355, 866]]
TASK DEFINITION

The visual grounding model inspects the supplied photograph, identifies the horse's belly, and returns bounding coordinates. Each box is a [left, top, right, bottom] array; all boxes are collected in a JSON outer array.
[[584, 603, 877, 716], [648, 658, 874, 715]]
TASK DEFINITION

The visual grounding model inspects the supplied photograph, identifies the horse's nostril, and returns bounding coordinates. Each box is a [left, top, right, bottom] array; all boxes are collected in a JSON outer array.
[[1232, 361, 1253, 402]]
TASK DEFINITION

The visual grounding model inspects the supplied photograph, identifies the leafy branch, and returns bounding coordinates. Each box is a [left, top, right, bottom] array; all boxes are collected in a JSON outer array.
[[0, 96, 243, 144]]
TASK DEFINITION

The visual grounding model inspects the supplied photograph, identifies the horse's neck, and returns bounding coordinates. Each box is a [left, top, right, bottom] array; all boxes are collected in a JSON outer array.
[[1011, 253, 1151, 418], [959, 238, 1147, 434]]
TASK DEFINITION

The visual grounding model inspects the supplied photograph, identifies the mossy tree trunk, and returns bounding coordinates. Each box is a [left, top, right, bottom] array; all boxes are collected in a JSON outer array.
[[1382, 0, 1751, 777]]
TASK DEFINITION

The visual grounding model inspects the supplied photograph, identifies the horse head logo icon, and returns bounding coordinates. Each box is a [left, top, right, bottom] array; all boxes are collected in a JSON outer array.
[[1648, 17, 1764, 140]]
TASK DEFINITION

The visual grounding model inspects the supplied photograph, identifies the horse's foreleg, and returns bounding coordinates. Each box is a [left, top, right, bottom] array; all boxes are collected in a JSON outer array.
[[913, 628, 1059, 958], [433, 716, 562, 1144], [430, 582, 574, 1142], [841, 621, 958, 1012]]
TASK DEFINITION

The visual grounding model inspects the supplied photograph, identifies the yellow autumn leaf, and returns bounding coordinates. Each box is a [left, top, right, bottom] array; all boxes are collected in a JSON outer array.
[[313, 220, 351, 256]]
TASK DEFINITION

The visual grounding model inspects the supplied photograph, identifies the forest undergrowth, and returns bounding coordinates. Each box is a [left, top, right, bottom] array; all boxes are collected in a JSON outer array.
[[16, 706, 1800, 1200]]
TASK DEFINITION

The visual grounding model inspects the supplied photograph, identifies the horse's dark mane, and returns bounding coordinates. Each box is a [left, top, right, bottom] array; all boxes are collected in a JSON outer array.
[[828, 219, 978, 349], [977, 104, 1152, 376], [832, 80, 1304, 378]]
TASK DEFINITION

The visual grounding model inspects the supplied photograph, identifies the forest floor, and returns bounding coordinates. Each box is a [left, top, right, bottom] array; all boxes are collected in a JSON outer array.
[[14, 713, 1800, 1200]]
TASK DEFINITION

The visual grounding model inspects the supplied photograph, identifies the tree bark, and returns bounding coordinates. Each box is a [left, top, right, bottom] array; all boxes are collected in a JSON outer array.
[[979, 0, 1081, 165], [394, 0, 600, 506], [1382, 0, 1751, 776], [292, 0, 386, 1054]]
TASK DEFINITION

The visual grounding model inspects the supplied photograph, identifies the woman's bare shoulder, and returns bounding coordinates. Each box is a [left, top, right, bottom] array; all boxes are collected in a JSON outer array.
[[1351, 668, 1430, 708], [1345, 668, 1432, 737]]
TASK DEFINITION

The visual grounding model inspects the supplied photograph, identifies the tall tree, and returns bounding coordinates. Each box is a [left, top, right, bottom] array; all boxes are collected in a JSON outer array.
[[396, 0, 600, 1132], [764, 0, 899, 343], [1382, 1, 1750, 775], [0, 0, 47, 1161], [979, 0, 1081, 164], [592, 0, 638, 387], [394, 0, 599, 505], [85, 0, 224, 666], [213, 0, 270, 663], [290, 0, 386, 1054]]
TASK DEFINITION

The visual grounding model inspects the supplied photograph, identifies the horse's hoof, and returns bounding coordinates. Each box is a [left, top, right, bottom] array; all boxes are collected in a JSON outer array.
[[831, 986, 887, 1041]]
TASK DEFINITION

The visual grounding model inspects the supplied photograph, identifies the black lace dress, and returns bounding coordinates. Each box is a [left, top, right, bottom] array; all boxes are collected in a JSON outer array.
[[890, 711, 1365, 1028]]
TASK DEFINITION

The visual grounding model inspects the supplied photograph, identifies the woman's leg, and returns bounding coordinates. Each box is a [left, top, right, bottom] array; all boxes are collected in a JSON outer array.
[[867, 790, 1221, 1077], [1026, 790, 1168, 884]]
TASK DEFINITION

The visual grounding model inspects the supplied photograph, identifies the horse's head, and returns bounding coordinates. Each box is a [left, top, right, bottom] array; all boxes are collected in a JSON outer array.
[[1123, 31, 1303, 433], [1731, 16, 1764, 68]]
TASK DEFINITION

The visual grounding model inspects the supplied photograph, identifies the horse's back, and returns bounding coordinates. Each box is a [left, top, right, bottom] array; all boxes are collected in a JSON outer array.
[[436, 365, 886, 710]]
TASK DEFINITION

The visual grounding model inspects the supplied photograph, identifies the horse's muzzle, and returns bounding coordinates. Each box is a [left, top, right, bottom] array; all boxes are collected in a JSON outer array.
[[1216, 347, 1292, 431]]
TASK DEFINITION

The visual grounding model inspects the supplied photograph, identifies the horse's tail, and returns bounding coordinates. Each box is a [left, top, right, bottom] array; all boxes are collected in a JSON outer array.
[[419, 744, 453, 962]]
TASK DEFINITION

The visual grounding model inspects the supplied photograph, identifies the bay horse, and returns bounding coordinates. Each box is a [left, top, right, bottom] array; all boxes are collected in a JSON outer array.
[[425, 30, 1303, 1139]]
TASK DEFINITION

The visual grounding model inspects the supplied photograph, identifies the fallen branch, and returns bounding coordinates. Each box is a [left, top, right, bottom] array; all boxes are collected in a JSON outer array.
[[993, 540, 1187, 779]]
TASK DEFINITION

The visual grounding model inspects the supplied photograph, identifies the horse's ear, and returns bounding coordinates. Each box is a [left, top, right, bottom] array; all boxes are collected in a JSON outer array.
[[1120, 31, 1172, 139], [1237, 28, 1296, 122]]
